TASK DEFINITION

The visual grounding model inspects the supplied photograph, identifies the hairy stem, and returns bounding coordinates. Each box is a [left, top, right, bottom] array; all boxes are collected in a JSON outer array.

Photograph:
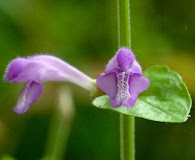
[[117, 0, 135, 159]]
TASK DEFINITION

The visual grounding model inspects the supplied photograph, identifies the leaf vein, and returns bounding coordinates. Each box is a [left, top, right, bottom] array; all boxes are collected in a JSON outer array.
[[139, 97, 179, 118]]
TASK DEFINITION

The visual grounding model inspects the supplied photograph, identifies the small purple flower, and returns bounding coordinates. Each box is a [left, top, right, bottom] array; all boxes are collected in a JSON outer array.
[[4, 55, 96, 114], [97, 47, 150, 108]]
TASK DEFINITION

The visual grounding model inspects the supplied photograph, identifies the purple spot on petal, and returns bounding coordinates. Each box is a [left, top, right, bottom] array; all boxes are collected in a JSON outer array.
[[116, 72, 130, 105]]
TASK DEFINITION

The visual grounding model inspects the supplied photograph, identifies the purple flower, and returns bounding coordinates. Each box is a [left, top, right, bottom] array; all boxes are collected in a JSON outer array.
[[97, 47, 150, 108], [4, 55, 96, 114]]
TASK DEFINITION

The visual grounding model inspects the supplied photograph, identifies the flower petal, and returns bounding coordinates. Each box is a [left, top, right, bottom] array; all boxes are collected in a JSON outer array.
[[105, 56, 119, 73], [118, 74, 149, 108], [121, 75, 149, 107], [105, 47, 142, 74], [4, 55, 95, 92], [127, 61, 142, 74], [116, 47, 135, 70], [97, 72, 117, 99], [13, 81, 43, 114], [4, 58, 26, 82], [129, 74, 150, 95]]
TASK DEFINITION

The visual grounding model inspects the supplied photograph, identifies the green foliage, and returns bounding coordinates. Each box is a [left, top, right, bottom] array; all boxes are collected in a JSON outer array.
[[93, 66, 192, 123], [0, 155, 15, 160]]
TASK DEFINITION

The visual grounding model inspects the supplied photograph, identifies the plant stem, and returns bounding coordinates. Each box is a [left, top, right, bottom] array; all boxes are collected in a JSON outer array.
[[117, 0, 131, 47], [45, 86, 74, 160], [120, 115, 135, 160], [117, 0, 135, 160]]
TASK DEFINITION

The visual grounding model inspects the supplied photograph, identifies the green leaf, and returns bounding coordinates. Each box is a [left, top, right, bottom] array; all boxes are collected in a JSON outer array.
[[93, 65, 192, 123]]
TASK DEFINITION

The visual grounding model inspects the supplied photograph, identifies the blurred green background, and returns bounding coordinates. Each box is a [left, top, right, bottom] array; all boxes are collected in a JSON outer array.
[[0, 0, 194, 159]]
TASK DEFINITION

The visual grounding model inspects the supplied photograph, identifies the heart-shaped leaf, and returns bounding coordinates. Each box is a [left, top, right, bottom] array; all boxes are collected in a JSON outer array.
[[93, 66, 192, 123]]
